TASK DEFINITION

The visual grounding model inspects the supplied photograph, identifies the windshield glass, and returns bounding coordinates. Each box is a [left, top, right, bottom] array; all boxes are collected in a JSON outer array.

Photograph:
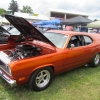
[[43, 32, 68, 48], [9, 28, 20, 35]]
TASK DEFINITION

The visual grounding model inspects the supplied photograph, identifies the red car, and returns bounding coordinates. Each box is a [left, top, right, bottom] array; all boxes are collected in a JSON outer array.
[[0, 15, 100, 91]]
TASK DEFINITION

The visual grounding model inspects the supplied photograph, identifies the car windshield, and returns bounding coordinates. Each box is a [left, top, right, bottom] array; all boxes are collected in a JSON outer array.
[[9, 28, 20, 35], [43, 32, 68, 48]]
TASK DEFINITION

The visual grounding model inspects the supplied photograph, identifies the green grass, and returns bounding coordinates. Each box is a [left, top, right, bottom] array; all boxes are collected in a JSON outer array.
[[0, 66, 100, 100]]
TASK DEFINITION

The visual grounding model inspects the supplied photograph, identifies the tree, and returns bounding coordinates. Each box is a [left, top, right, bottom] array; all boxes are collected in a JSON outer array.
[[0, 8, 7, 15], [20, 5, 33, 14], [8, 0, 19, 15], [94, 19, 98, 22]]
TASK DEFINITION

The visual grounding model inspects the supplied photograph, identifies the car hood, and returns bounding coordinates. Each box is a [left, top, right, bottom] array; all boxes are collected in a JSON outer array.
[[4, 14, 55, 47]]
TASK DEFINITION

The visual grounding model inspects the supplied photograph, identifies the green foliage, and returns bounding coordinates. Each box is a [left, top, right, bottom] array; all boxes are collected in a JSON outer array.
[[0, 66, 100, 100], [20, 5, 33, 14], [8, 0, 19, 15], [0, 8, 7, 15]]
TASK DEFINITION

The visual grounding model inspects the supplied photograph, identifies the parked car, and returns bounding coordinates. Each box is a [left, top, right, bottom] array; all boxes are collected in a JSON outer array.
[[0, 25, 10, 43], [0, 25, 43, 44], [0, 25, 25, 44], [2, 25, 14, 31], [0, 15, 100, 91]]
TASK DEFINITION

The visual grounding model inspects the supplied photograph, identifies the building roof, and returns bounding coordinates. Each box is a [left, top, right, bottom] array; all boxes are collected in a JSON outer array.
[[14, 12, 50, 20], [45, 8, 88, 17]]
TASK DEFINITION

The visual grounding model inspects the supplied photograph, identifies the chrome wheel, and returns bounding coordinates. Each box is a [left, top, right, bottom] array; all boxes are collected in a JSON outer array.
[[35, 70, 50, 88], [94, 54, 100, 65], [88, 53, 100, 68], [28, 67, 53, 91]]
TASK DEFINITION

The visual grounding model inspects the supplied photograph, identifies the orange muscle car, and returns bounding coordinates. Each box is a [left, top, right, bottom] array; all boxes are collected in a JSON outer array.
[[0, 15, 100, 91]]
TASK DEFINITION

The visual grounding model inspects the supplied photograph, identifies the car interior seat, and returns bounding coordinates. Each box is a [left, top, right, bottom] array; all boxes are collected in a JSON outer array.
[[71, 39, 80, 47]]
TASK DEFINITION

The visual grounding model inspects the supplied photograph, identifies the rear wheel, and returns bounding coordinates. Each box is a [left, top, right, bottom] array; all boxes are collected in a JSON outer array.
[[28, 67, 53, 91], [88, 53, 100, 68]]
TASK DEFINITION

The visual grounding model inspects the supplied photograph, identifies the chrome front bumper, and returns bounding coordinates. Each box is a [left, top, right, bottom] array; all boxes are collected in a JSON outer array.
[[0, 69, 17, 87]]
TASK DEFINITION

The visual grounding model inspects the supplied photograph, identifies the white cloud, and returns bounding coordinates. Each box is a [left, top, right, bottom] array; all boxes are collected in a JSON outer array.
[[0, 0, 100, 20]]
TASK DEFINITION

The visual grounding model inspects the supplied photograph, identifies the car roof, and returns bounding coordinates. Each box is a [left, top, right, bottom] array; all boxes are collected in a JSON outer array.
[[47, 30, 99, 38], [47, 30, 88, 35]]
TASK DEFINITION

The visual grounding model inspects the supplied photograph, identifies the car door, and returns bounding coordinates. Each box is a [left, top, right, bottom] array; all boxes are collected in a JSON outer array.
[[62, 35, 93, 71]]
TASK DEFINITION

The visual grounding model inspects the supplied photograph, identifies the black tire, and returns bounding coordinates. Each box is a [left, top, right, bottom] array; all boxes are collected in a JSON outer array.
[[88, 53, 100, 68], [28, 67, 53, 91]]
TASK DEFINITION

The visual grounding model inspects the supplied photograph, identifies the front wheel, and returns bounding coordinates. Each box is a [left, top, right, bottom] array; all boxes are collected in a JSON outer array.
[[28, 67, 53, 91], [88, 53, 100, 68]]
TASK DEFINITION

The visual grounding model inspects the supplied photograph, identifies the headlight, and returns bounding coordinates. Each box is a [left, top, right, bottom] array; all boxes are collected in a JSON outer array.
[[0, 51, 12, 75], [6, 66, 12, 75]]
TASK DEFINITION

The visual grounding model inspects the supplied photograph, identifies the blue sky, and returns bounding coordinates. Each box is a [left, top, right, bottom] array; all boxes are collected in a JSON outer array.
[[1, 0, 100, 20]]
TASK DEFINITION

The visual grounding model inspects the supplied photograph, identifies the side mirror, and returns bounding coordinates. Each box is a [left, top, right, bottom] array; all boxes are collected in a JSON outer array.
[[70, 44, 75, 49]]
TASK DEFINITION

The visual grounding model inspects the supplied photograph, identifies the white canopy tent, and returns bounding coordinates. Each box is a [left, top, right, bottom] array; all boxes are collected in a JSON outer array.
[[87, 20, 100, 28]]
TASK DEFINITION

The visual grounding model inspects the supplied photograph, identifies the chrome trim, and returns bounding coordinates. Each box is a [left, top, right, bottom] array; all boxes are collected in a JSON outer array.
[[0, 69, 17, 87]]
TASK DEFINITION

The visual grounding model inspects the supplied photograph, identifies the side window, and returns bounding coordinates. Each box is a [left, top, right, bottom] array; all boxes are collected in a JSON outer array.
[[67, 36, 81, 48], [83, 36, 93, 45]]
